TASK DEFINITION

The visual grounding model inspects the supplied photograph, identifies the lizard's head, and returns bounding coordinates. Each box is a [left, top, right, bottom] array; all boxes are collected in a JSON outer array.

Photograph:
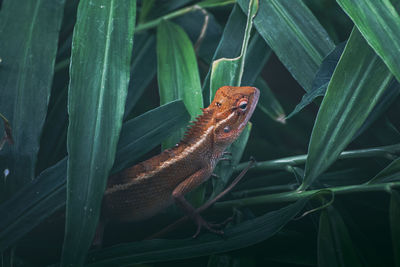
[[209, 86, 259, 147]]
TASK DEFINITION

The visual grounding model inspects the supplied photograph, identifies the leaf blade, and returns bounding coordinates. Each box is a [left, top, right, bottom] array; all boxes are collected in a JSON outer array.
[[62, 1, 136, 265], [337, 0, 400, 82], [0, 0, 66, 199], [157, 20, 203, 148], [238, 0, 334, 92], [301, 28, 393, 190]]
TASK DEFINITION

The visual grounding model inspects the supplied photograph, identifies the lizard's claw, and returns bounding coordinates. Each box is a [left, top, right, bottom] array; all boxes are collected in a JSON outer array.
[[192, 214, 233, 238]]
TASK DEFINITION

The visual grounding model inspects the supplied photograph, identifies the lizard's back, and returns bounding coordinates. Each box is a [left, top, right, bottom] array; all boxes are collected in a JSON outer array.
[[102, 109, 214, 222]]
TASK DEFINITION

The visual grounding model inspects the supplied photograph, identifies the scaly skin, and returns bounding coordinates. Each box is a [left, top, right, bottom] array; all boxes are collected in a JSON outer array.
[[95, 86, 259, 244]]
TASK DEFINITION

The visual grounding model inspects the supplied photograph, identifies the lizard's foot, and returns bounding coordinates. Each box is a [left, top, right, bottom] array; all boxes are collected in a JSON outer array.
[[192, 213, 233, 238]]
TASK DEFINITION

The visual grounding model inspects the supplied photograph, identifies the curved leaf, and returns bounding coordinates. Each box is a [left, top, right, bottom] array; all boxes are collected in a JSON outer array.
[[62, 1, 136, 265], [301, 28, 393, 190], [0, 0, 66, 199]]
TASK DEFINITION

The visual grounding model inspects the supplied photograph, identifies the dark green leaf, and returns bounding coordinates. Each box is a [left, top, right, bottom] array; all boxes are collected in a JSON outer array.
[[124, 32, 157, 119], [337, 0, 400, 82], [241, 31, 271, 86], [201, 4, 247, 102], [318, 206, 363, 267], [238, 0, 335, 92], [86, 199, 308, 266], [390, 190, 400, 267], [0, 0, 66, 199], [287, 42, 346, 119], [0, 101, 189, 252], [62, 1, 136, 265], [157, 20, 203, 148], [367, 157, 400, 184], [301, 28, 393, 190], [255, 77, 286, 123], [209, 0, 258, 99]]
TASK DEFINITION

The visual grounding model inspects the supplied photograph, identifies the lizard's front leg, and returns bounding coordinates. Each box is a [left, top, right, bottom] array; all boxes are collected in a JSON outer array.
[[172, 166, 225, 238]]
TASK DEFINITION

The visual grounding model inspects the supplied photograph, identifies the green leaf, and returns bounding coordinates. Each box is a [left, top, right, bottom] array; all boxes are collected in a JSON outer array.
[[209, 0, 259, 100], [0, 0, 66, 199], [318, 206, 363, 267], [301, 28, 393, 190], [201, 4, 247, 101], [238, 0, 335, 92], [255, 77, 286, 123], [124, 32, 157, 118], [287, 42, 346, 119], [367, 157, 400, 184], [336, 0, 400, 82], [86, 199, 308, 266], [157, 20, 203, 148], [62, 1, 136, 266], [390, 190, 400, 267], [0, 101, 189, 252], [241, 31, 271, 86]]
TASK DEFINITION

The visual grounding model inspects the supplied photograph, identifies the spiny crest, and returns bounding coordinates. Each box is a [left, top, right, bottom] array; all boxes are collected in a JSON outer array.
[[181, 108, 214, 144]]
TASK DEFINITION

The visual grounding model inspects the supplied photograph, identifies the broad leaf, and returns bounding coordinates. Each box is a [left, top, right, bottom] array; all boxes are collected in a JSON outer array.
[[301, 28, 393, 190], [238, 0, 335, 92], [337, 0, 400, 82], [61, 1, 136, 265], [0, 101, 190, 252], [0, 0, 66, 199]]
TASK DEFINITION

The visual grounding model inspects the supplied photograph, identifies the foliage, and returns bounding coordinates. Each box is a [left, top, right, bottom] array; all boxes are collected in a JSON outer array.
[[0, 0, 400, 266]]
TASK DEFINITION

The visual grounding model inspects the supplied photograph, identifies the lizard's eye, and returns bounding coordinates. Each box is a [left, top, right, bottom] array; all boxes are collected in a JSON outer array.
[[216, 102, 222, 107], [237, 99, 248, 111]]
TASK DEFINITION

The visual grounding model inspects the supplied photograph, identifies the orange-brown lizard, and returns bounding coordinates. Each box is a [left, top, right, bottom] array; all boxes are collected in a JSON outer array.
[[95, 86, 259, 244]]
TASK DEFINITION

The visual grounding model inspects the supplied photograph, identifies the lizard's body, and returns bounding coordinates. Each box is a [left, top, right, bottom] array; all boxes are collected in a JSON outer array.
[[96, 86, 259, 243]]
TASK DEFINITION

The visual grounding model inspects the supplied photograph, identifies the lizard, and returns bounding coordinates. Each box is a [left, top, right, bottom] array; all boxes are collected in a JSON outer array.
[[94, 85, 260, 245]]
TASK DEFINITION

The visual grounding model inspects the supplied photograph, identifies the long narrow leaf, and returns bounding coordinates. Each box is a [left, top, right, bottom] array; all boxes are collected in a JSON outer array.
[[86, 199, 308, 266], [0, 0, 66, 199], [62, 1, 136, 265], [157, 20, 203, 148], [209, 0, 258, 99], [337, 0, 400, 82], [238, 0, 334, 92], [318, 206, 363, 266], [301, 28, 393, 190]]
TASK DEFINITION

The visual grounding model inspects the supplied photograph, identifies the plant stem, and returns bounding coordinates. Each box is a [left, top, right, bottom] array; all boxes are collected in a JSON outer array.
[[235, 143, 400, 172], [135, 0, 236, 32], [214, 181, 400, 209]]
